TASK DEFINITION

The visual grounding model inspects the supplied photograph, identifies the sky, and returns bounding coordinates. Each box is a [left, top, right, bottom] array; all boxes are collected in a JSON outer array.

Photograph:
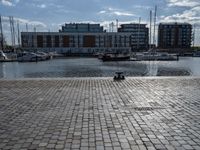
[[0, 0, 200, 46]]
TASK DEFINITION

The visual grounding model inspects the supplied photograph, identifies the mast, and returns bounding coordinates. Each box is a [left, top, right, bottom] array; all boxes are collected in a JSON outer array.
[[116, 19, 118, 32], [153, 5, 157, 48], [17, 20, 20, 48], [26, 23, 28, 32], [149, 10, 152, 49], [109, 23, 111, 32], [0, 15, 4, 50], [137, 17, 141, 50], [9, 16, 16, 50], [193, 24, 195, 47], [9, 16, 13, 47], [111, 22, 114, 32], [34, 26, 37, 52]]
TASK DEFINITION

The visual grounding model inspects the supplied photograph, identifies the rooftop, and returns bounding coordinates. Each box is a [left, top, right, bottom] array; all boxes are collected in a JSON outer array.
[[159, 22, 192, 25]]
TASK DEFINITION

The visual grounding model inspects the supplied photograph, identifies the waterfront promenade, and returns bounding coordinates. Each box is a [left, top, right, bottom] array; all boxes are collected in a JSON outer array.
[[0, 77, 200, 150]]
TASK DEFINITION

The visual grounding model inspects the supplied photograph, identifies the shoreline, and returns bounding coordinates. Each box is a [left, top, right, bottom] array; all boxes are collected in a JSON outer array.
[[1, 76, 200, 81]]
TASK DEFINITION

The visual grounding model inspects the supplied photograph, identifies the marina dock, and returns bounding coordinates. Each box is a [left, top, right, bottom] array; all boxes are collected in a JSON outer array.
[[0, 77, 200, 149]]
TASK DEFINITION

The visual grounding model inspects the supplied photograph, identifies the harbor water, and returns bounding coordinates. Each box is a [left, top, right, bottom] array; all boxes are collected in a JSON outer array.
[[0, 57, 200, 79]]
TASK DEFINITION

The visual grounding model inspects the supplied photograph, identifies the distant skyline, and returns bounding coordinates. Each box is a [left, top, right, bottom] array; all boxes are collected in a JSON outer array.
[[0, 0, 200, 46]]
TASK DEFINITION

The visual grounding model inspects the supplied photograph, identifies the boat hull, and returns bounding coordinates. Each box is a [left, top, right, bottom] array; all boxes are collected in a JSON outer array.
[[101, 56, 130, 61]]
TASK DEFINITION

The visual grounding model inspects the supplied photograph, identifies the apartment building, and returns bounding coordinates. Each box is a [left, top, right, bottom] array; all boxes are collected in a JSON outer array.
[[21, 23, 149, 53], [59, 23, 104, 33], [118, 23, 149, 50], [158, 23, 192, 49]]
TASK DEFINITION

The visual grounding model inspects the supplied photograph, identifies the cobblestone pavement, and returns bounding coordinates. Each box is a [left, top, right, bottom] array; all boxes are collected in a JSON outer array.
[[1, 77, 200, 150]]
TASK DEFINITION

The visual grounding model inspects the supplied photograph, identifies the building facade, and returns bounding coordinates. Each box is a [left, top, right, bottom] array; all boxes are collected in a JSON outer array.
[[21, 23, 149, 53], [59, 23, 104, 33], [118, 24, 149, 50], [158, 23, 192, 49]]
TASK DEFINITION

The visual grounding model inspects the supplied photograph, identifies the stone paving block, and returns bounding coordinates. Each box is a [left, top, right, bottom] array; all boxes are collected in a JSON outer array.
[[0, 78, 200, 150], [38, 142, 48, 147]]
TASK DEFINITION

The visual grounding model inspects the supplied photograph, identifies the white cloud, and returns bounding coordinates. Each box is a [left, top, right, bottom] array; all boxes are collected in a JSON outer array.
[[164, 0, 200, 28], [2, 16, 47, 28], [98, 7, 135, 17], [37, 4, 46, 8], [1, 0, 14, 6], [133, 5, 151, 10], [49, 3, 63, 9], [160, 7, 200, 28], [99, 10, 106, 14], [167, 0, 200, 7], [17, 18, 47, 28], [112, 11, 134, 16]]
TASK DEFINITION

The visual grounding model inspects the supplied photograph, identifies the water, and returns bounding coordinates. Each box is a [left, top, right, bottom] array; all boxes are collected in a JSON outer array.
[[0, 57, 200, 79]]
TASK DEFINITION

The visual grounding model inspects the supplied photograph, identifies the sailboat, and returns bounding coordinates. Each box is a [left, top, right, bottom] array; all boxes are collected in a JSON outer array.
[[0, 50, 8, 60], [133, 6, 178, 61]]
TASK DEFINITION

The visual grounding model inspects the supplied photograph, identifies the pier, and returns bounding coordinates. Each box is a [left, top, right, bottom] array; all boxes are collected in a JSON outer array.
[[0, 77, 200, 149]]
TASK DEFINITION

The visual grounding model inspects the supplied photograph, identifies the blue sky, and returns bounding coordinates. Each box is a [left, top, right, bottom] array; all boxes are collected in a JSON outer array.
[[0, 0, 200, 45]]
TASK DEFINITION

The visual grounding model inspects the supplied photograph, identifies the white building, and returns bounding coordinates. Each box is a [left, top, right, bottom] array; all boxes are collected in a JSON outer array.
[[21, 23, 149, 54]]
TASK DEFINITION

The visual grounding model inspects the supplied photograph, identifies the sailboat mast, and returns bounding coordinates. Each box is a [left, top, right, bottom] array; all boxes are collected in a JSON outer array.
[[153, 5, 157, 47], [149, 10, 152, 49], [193, 24, 195, 47], [116, 19, 118, 32], [137, 17, 141, 50], [9, 16, 16, 50], [0, 15, 4, 50], [26, 23, 28, 32], [17, 21, 20, 48], [12, 17, 16, 50], [9, 16, 13, 47]]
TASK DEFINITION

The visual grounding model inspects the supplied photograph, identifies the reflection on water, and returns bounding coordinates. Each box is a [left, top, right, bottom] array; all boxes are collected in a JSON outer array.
[[0, 57, 199, 79]]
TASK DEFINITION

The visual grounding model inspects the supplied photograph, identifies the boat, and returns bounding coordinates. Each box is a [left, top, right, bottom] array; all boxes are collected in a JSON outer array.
[[193, 51, 200, 57], [133, 50, 178, 61], [100, 53, 130, 61], [48, 51, 64, 58], [17, 52, 44, 62], [36, 51, 51, 60], [157, 52, 178, 60], [0, 50, 8, 60]]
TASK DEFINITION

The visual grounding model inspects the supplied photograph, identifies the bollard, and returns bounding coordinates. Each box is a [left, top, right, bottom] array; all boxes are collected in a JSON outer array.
[[114, 72, 125, 81]]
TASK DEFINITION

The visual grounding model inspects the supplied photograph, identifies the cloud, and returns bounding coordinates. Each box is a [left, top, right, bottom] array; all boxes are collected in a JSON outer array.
[[167, 0, 200, 7], [49, 3, 63, 9], [160, 6, 200, 27], [1, 0, 14, 6], [98, 7, 135, 17], [17, 18, 47, 28], [162, 0, 200, 27], [37, 4, 46, 8], [112, 11, 134, 16], [99, 10, 106, 14], [2, 16, 47, 28], [133, 5, 151, 10]]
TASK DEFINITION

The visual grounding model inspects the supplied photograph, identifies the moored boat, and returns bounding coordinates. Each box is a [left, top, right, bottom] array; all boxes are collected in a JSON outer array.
[[133, 49, 178, 61], [100, 53, 130, 61], [36, 51, 51, 60], [0, 50, 8, 60], [193, 51, 200, 57], [17, 52, 44, 62]]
